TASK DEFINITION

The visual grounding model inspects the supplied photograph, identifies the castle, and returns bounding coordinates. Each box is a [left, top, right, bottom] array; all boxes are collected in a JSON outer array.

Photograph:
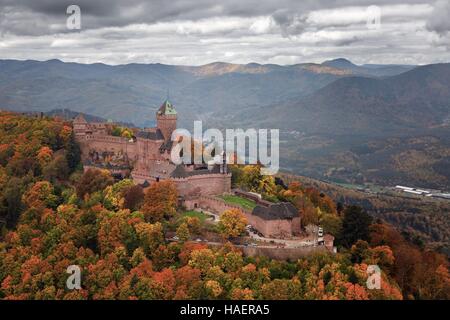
[[73, 102, 333, 246], [73, 99, 231, 198]]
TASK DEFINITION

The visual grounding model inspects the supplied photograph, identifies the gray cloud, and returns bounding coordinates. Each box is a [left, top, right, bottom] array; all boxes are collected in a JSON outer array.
[[0, 0, 448, 65], [426, 0, 450, 35], [272, 9, 309, 36], [0, 0, 432, 35]]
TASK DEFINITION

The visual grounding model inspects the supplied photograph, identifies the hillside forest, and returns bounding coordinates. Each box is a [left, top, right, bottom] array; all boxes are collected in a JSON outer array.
[[0, 112, 448, 300]]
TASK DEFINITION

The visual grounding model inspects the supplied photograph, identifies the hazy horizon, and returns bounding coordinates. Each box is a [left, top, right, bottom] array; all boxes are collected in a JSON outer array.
[[0, 57, 443, 67]]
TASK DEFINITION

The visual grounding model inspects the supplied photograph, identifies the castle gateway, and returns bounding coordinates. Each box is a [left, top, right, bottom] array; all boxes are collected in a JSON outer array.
[[73, 99, 231, 197]]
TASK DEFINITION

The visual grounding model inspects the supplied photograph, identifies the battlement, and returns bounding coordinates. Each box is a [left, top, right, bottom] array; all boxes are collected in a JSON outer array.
[[84, 134, 134, 144]]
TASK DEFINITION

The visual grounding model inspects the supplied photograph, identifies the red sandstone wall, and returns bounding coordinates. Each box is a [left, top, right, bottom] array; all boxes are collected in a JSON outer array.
[[246, 215, 301, 239], [241, 245, 329, 261], [174, 174, 231, 197], [136, 138, 163, 162], [291, 217, 301, 235], [78, 135, 138, 161]]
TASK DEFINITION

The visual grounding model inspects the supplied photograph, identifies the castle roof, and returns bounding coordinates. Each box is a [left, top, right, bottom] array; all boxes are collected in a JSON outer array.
[[170, 164, 221, 178], [136, 129, 164, 140], [251, 202, 298, 221], [158, 100, 177, 115]]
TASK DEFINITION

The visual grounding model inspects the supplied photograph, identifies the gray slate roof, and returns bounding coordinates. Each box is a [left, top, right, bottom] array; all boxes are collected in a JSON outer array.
[[251, 202, 299, 220], [136, 129, 164, 140], [170, 164, 221, 178]]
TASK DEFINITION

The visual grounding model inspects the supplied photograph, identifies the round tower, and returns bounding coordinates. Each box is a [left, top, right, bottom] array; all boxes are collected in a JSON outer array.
[[156, 99, 177, 141]]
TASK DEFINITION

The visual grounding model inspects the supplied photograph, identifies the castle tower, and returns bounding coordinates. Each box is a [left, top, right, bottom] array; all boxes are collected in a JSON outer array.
[[156, 99, 177, 141], [73, 113, 88, 137]]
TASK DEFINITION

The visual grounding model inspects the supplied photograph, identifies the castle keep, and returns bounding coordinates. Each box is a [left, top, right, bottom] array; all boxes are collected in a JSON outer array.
[[74, 100, 231, 197]]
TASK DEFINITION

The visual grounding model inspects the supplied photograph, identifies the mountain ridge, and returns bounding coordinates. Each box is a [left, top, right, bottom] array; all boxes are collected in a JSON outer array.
[[1, 58, 448, 188]]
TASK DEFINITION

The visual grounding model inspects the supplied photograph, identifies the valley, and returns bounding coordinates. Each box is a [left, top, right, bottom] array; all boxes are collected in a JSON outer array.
[[1, 58, 449, 189]]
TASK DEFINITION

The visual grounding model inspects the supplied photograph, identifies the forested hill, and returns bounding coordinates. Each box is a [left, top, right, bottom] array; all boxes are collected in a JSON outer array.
[[0, 112, 448, 300]]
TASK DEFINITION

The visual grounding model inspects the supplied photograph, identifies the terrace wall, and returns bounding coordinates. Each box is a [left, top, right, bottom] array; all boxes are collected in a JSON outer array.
[[241, 245, 329, 261]]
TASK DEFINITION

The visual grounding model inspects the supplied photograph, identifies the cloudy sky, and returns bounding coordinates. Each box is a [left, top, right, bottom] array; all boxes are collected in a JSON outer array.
[[0, 0, 449, 65]]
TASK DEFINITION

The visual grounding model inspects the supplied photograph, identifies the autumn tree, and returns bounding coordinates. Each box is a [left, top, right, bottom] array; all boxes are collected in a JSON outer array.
[[134, 222, 164, 256], [231, 288, 254, 300], [176, 222, 190, 243], [218, 209, 248, 239], [321, 213, 342, 236], [141, 181, 177, 223], [337, 205, 372, 248], [42, 152, 70, 181], [188, 248, 216, 275], [97, 210, 136, 255], [261, 279, 302, 300], [103, 179, 134, 210], [205, 280, 223, 299], [22, 181, 59, 210], [123, 185, 144, 211], [184, 216, 201, 235], [76, 168, 114, 199], [37, 146, 53, 168]]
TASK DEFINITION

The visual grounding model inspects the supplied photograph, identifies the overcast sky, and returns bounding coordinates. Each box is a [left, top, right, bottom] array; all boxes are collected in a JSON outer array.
[[0, 0, 449, 65]]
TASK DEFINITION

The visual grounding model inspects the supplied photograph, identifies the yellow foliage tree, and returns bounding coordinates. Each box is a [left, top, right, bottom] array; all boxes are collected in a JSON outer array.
[[176, 222, 190, 242], [218, 209, 248, 239]]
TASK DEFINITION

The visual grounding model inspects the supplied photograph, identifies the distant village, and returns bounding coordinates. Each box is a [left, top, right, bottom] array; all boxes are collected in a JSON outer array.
[[394, 185, 450, 200]]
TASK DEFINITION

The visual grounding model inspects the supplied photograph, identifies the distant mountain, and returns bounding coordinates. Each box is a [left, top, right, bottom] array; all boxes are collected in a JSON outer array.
[[2, 58, 448, 187], [0, 58, 415, 128], [322, 58, 359, 71], [227, 63, 450, 188], [0, 59, 353, 127], [247, 63, 450, 135], [323, 58, 415, 77], [44, 109, 135, 127]]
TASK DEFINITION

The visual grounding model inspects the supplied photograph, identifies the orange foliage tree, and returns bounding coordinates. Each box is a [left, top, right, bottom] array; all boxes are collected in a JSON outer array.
[[141, 181, 177, 223]]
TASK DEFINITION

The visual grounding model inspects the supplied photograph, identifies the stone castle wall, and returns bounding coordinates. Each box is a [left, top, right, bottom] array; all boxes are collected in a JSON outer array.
[[248, 215, 301, 239], [241, 245, 328, 261], [185, 195, 301, 239], [174, 173, 232, 197], [79, 134, 139, 161]]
